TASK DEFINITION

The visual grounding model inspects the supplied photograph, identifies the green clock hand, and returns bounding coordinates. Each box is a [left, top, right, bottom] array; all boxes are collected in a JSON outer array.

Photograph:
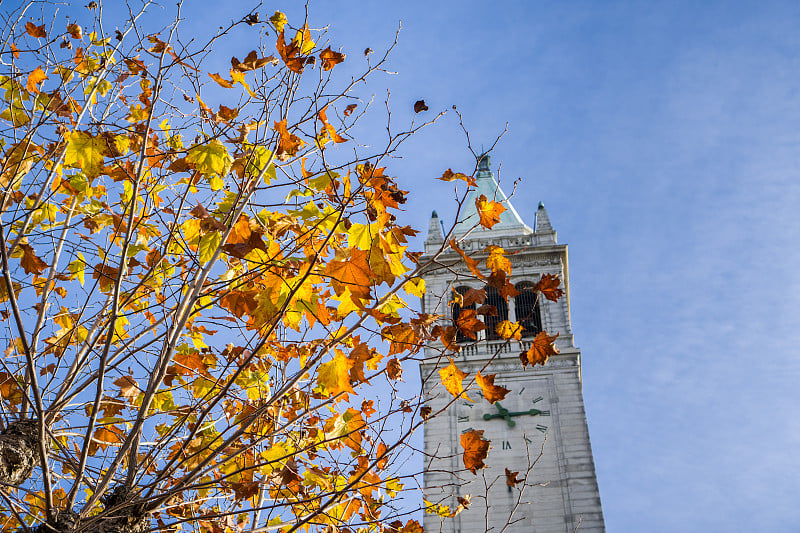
[[482, 402, 544, 427]]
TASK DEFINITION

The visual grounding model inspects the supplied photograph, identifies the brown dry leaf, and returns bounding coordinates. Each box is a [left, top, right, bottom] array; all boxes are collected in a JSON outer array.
[[386, 357, 402, 381], [231, 50, 276, 72], [319, 46, 345, 71], [505, 467, 523, 487], [460, 429, 490, 474], [19, 244, 47, 275], [413, 100, 428, 113], [475, 372, 510, 403], [455, 309, 485, 340], [25, 22, 47, 38], [113, 375, 140, 402], [535, 273, 564, 302], [475, 194, 506, 229], [276, 30, 306, 73], [522, 331, 559, 367], [462, 287, 486, 307], [439, 359, 469, 399], [344, 103, 357, 116], [438, 169, 476, 187]]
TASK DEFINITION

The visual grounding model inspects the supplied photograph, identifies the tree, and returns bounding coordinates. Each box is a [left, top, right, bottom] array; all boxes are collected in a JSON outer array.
[[0, 3, 568, 533], [0, 3, 445, 532]]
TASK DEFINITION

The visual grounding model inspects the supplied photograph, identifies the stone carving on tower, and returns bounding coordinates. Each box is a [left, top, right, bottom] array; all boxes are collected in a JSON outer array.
[[419, 154, 605, 532]]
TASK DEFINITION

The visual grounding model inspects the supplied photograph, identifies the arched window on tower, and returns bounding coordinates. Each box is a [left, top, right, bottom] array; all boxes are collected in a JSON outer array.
[[484, 286, 509, 341], [451, 286, 476, 343], [515, 281, 542, 337]]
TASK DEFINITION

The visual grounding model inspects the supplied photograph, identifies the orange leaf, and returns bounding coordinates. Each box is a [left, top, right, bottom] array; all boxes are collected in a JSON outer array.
[[272, 118, 304, 159], [317, 105, 347, 143], [319, 46, 345, 71], [10, 43, 19, 59], [209, 72, 234, 88], [505, 467, 523, 487], [534, 273, 564, 302], [276, 30, 306, 73], [25, 22, 46, 38], [475, 194, 506, 229], [26, 67, 47, 94], [67, 23, 82, 39], [460, 429, 490, 474], [449, 239, 485, 280], [522, 331, 559, 367], [317, 350, 355, 398], [324, 248, 374, 301], [439, 358, 469, 399], [19, 244, 47, 275], [475, 372, 509, 404], [455, 309, 484, 340], [438, 169, 476, 187]]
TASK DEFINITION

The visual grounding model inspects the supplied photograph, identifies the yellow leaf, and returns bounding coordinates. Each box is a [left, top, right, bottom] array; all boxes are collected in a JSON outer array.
[[317, 350, 354, 398], [198, 231, 221, 264], [439, 359, 470, 400], [187, 140, 232, 177], [270, 11, 288, 32], [495, 320, 522, 341], [64, 131, 108, 178], [475, 194, 506, 229]]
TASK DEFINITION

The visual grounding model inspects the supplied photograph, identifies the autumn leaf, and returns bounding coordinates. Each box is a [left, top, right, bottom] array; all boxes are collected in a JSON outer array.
[[386, 358, 402, 381], [476, 194, 506, 229], [475, 372, 509, 403], [89, 426, 123, 455], [231, 50, 276, 72], [65, 131, 109, 178], [276, 30, 307, 73], [187, 140, 232, 177], [273, 118, 304, 159], [344, 103, 357, 116], [209, 72, 234, 88], [438, 169, 476, 187], [505, 467, 523, 487], [269, 11, 287, 32], [324, 248, 374, 301], [535, 273, 564, 302], [461, 429, 490, 474], [317, 350, 355, 398], [449, 239, 485, 280], [455, 309, 485, 340], [439, 359, 469, 399], [19, 244, 47, 275], [26, 67, 48, 94], [522, 331, 559, 367], [320, 47, 345, 71], [495, 320, 523, 341], [25, 22, 47, 38], [485, 245, 511, 274], [67, 23, 82, 39], [413, 100, 428, 113], [114, 375, 140, 402], [317, 105, 347, 143]]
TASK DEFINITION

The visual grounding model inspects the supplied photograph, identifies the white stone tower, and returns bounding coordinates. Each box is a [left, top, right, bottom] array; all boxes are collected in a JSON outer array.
[[419, 155, 604, 532]]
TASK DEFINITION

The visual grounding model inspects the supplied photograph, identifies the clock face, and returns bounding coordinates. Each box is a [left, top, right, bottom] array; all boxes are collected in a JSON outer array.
[[457, 386, 551, 444]]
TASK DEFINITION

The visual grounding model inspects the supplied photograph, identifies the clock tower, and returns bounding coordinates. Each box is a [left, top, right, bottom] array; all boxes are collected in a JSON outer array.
[[419, 155, 605, 532]]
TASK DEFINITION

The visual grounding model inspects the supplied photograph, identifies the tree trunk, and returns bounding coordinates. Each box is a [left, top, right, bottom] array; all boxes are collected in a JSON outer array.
[[0, 419, 41, 486]]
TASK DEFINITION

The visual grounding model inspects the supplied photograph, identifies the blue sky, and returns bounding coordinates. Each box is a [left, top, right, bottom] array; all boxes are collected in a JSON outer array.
[[82, 0, 800, 530]]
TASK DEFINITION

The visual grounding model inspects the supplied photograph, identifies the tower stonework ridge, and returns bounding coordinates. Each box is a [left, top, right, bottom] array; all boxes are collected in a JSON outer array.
[[419, 155, 605, 532]]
